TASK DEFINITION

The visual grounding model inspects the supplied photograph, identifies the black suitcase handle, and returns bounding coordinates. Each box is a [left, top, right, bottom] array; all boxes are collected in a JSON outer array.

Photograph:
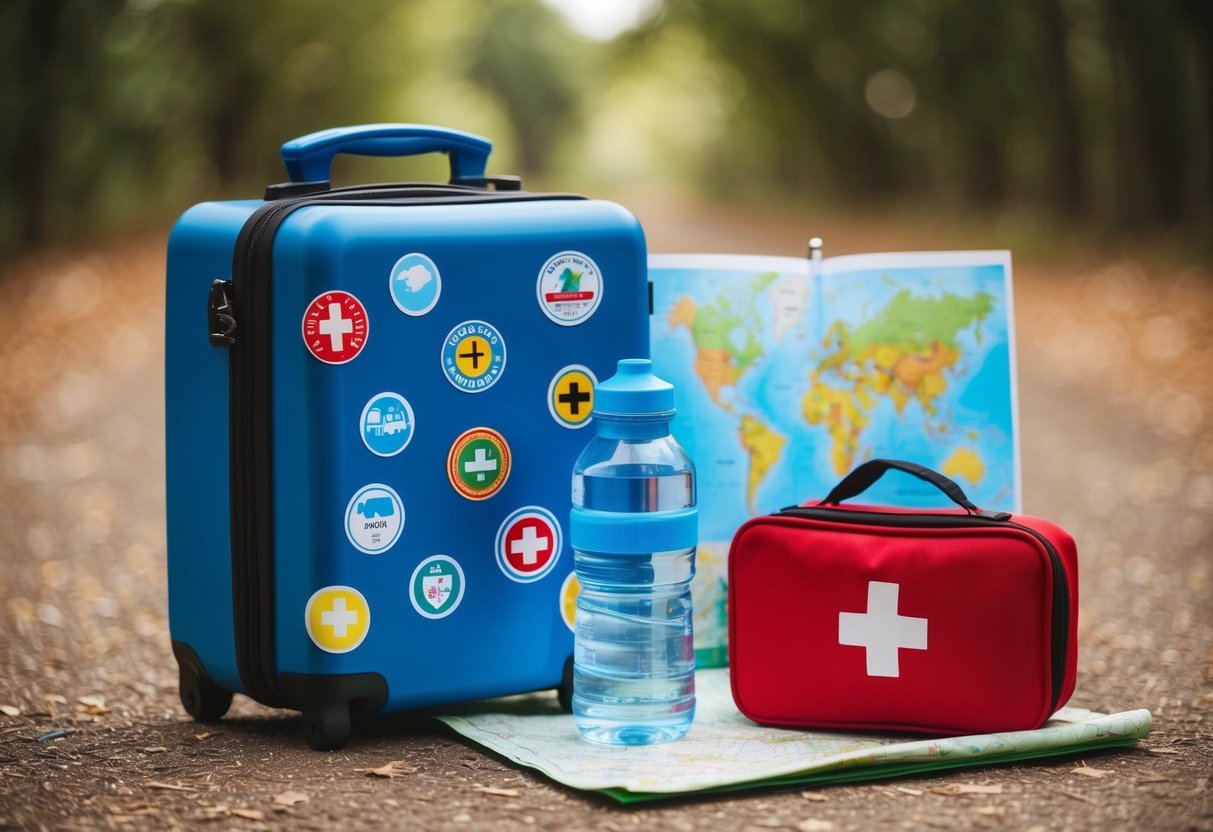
[[280, 123, 492, 185], [821, 458, 980, 513]]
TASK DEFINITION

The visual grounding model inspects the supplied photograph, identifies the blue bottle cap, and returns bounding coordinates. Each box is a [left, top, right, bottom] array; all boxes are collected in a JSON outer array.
[[593, 359, 676, 417]]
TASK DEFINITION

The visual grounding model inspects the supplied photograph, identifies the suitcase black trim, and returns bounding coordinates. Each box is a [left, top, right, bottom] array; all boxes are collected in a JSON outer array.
[[172, 640, 233, 721], [226, 183, 588, 709], [278, 672, 390, 751]]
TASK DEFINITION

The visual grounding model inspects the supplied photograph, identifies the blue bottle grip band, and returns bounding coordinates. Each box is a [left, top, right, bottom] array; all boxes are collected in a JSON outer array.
[[570, 507, 698, 555]]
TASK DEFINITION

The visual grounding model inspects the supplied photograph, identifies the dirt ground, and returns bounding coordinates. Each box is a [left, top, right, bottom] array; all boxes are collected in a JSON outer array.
[[0, 194, 1210, 830]]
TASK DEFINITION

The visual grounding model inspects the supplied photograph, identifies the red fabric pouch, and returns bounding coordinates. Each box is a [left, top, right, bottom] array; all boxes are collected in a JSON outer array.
[[728, 459, 1078, 735]]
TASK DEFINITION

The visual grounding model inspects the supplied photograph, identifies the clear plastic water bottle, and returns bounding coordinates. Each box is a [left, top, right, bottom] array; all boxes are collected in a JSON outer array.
[[570, 359, 697, 745]]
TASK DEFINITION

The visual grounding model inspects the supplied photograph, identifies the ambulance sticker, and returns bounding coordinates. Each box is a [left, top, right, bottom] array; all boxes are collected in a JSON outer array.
[[537, 251, 602, 326], [495, 506, 563, 583], [305, 585, 370, 654], [389, 252, 441, 317], [302, 290, 368, 364], [441, 320, 506, 393], [559, 571, 580, 632], [446, 427, 511, 501], [344, 483, 404, 554], [547, 364, 597, 429], [359, 392, 414, 457], [410, 555, 465, 619]]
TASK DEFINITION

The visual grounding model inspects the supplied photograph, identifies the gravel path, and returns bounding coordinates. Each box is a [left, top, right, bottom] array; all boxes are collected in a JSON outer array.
[[0, 196, 1209, 830]]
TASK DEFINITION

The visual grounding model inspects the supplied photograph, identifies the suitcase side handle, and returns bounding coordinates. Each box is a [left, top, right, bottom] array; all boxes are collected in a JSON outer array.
[[279, 123, 492, 184], [821, 458, 982, 513]]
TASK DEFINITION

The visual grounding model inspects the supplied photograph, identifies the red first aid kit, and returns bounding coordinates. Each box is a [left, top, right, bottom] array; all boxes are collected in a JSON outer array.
[[728, 459, 1078, 735]]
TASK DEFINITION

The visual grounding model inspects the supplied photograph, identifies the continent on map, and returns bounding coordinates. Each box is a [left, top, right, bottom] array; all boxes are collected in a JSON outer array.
[[803, 288, 995, 475], [669, 273, 777, 409], [941, 446, 985, 485], [738, 415, 787, 513]]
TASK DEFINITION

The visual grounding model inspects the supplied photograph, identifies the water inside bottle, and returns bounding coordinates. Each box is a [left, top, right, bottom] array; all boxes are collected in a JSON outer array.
[[572, 548, 696, 745], [573, 464, 694, 512]]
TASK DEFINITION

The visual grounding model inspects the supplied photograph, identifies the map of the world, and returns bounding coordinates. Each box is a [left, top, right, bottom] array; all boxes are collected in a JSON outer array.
[[649, 252, 1018, 665]]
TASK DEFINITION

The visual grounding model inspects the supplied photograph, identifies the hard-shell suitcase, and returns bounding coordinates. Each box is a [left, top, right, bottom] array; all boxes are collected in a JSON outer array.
[[165, 124, 649, 749]]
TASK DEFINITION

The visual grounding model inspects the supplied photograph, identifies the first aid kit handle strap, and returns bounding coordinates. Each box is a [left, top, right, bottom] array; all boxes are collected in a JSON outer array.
[[821, 459, 980, 513], [280, 124, 492, 184]]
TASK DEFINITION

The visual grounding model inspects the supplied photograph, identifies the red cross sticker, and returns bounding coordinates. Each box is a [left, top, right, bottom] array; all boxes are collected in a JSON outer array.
[[302, 291, 369, 364], [496, 508, 562, 583]]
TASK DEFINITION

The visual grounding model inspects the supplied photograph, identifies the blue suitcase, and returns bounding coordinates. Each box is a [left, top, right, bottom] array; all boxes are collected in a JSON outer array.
[[165, 124, 649, 749]]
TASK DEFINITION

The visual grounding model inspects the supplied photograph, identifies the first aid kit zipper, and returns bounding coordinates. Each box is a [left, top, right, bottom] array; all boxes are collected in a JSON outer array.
[[215, 184, 586, 708], [776, 504, 1071, 713]]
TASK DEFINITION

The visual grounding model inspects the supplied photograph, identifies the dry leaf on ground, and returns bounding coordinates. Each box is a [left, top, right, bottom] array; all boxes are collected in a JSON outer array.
[[895, 787, 924, 796], [800, 791, 828, 802], [472, 786, 520, 798], [272, 791, 309, 807], [146, 781, 198, 792], [1071, 765, 1112, 779], [230, 808, 264, 820], [797, 820, 834, 832], [928, 783, 1003, 796], [0, 705, 19, 717], [355, 761, 410, 779]]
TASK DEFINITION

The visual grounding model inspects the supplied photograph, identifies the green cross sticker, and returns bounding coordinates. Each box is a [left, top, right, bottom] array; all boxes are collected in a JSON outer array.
[[446, 427, 511, 500]]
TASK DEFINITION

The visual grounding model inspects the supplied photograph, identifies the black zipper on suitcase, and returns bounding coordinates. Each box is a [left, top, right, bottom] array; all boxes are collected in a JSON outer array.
[[774, 505, 1071, 713], [217, 184, 587, 708]]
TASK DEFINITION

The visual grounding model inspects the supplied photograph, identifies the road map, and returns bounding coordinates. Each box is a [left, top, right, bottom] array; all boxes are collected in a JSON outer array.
[[437, 669, 1150, 802], [649, 251, 1019, 667]]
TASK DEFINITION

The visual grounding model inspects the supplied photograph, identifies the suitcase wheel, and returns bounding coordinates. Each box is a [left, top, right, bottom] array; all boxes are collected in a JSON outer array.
[[303, 703, 351, 751], [179, 662, 233, 722], [556, 655, 574, 714]]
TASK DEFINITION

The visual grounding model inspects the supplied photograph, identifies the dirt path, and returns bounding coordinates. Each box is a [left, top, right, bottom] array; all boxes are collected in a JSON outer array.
[[0, 196, 1210, 830]]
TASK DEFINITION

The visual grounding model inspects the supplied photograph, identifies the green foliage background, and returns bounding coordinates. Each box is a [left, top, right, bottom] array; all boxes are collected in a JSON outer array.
[[1, 0, 1209, 255]]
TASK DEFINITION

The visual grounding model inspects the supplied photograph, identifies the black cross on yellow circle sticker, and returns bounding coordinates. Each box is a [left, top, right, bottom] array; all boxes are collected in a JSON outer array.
[[547, 365, 597, 429], [455, 335, 491, 378]]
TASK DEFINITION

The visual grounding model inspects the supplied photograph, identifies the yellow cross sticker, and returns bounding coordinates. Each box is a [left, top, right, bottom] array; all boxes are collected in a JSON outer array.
[[453, 335, 492, 378], [547, 365, 598, 429], [305, 586, 370, 654], [559, 571, 580, 633]]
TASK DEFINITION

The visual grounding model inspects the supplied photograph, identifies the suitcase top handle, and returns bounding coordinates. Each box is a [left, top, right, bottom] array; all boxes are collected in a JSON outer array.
[[280, 123, 492, 185]]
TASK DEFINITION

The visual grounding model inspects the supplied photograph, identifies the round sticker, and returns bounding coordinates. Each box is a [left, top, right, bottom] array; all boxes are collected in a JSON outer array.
[[344, 483, 404, 554], [302, 290, 369, 364], [536, 251, 603, 326], [360, 392, 415, 457], [389, 252, 441, 317], [441, 320, 506, 393], [547, 364, 597, 429], [495, 506, 563, 583], [559, 571, 580, 633], [305, 585, 370, 654], [446, 428, 511, 501], [410, 555, 465, 619]]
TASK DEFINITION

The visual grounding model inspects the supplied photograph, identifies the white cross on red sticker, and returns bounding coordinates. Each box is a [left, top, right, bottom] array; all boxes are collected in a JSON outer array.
[[495, 506, 562, 583], [302, 291, 368, 364]]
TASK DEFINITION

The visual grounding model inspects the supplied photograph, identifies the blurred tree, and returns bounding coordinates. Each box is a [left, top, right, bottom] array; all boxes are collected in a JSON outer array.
[[625, 0, 1211, 246], [1, 0, 1209, 257], [0, 0, 587, 257], [466, 0, 584, 176]]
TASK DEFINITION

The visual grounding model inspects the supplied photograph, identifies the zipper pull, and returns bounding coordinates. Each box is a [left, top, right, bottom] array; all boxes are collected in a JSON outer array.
[[977, 509, 1012, 521], [207, 279, 237, 347]]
